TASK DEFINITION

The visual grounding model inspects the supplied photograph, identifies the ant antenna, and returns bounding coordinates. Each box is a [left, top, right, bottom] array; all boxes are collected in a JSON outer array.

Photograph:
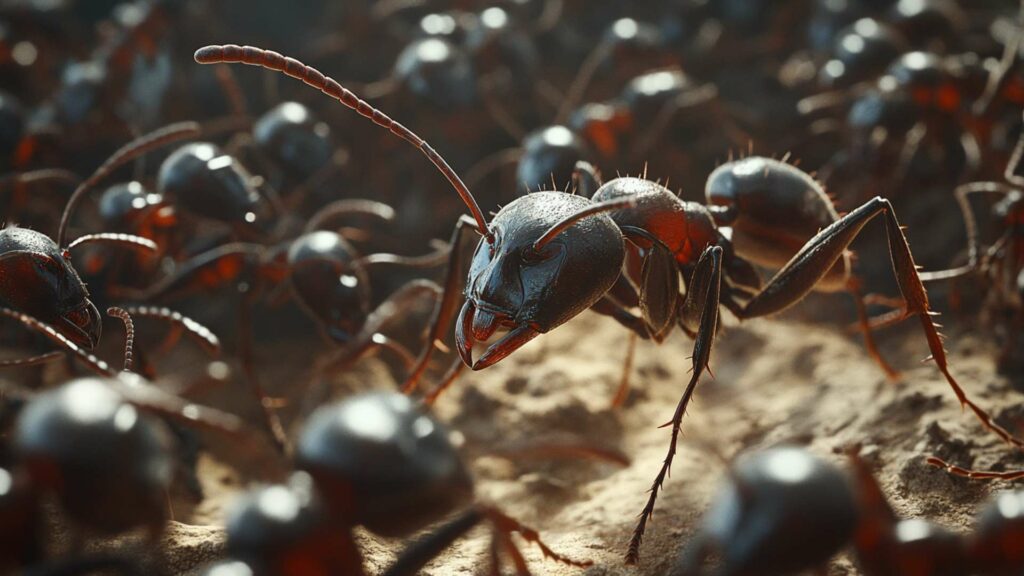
[[107, 307, 135, 372], [57, 122, 201, 247], [532, 197, 636, 252], [123, 306, 222, 357], [193, 45, 494, 243], [0, 307, 113, 376]]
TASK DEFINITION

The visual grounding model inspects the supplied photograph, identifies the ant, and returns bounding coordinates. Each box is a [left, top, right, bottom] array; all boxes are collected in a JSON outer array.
[[914, 120, 1024, 481], [0, 121, 204, 361], [194, 43, 1010, 564], [677, 445, 1024, 575], [205, 389, 623, 575], [0, 306, 273, 568]]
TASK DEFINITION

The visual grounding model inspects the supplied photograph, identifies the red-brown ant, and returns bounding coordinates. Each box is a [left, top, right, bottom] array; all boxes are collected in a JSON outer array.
[[195, 43, 1012, 564]]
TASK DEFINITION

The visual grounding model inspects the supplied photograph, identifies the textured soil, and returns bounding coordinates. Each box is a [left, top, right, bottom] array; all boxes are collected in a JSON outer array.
[[116, 289, 1024, 575]]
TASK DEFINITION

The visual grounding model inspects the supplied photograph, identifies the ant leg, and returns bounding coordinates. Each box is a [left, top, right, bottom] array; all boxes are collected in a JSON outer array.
[[555, 39, 612, 123], [483, 505, 593, 569], [213, 63, 249, 118], [737, 196, 1024, 449], [356, 241, 450, 269], [304, 199, 396, 233], [401, 216, 482, 394], [847, 279, 900, 380], [919, 182, 1013, 282], [611, 331, 638, 408], [121, 243, 265, 301], [424, 355, 467, 405], [926, 456, 1024, 481], [589, 295, 649, 337], [237, 290, 290, 453], [622, 226, 681, 341], [0, 350, 64, 368], [381, 507, 485, 576], [628, 245, 722, 564], [495, 527, 532, 575]]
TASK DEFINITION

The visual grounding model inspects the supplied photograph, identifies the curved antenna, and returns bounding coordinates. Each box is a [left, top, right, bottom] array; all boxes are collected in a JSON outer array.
[[532, 197, 636, 252], [194, 44, 494, 243], [121, 306, 222, 357], [57, 121, 201, 247], [107, 307, 135, 372], [66, 233, 159, 254]]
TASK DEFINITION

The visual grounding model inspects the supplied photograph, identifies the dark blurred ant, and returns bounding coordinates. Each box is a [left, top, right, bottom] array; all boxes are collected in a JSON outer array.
[[471, 66, 739, 199], [122, 192, 450, 447], [677, 445, 1024, 575], [916, 117, 1024, 374], [0, 310, 273, 572], [806, 34, 1024, 195], [195, 44, 1004, 564], [0, 122, 197, 360], [204, 390, 615, 575]]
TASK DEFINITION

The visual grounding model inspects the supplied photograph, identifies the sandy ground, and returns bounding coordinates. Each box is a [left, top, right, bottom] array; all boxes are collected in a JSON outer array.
[[105, 290, 1022, 576]]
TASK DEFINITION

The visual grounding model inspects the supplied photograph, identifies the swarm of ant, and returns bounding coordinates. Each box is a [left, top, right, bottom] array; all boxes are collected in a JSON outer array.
[[3, 0, 1024, 574]]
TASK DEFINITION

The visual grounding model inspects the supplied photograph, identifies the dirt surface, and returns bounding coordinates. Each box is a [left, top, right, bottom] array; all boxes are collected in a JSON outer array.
[[135, 296, 1024, 575]]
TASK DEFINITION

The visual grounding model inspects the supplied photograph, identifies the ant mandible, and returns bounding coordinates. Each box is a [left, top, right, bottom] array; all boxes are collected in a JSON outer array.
[[194, 43, 1021, 564]]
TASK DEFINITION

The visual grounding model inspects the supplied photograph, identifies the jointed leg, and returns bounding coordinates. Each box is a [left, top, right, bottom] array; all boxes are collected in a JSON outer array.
[[919, 182, 1013, 282], [237, 291, 290, 454], [847, 279, 900, 380], [627, 245, 722, 564], [611, 331, 638, 408], [401, 215, 481, 394], [483, 506, 593, 569], [381, 507, 485, 576], [737, 196, 1024, 449]]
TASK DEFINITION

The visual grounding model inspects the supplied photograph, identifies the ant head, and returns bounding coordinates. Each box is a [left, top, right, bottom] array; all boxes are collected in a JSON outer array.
[[677, 446, 858, 575], [252, 101, 334, 182], [14, 377, 175, 534], [286, 231, 371, 343], [157, 142, 265, 230], [460, 192, 627, 369], [0, 227, 101, 349], [296, 392, 473, 537], [516, 125, 593, 194]]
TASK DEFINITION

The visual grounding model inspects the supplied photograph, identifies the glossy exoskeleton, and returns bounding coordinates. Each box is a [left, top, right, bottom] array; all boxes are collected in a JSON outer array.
[[0, 122, 198, 359], [201, 391, 588, 576], [197, 44, 1018, 563], [14, 378, 175, 534], [157, 141, 275, 238], [678, 446, 1024, 575], [223, 472, 362, 576]]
